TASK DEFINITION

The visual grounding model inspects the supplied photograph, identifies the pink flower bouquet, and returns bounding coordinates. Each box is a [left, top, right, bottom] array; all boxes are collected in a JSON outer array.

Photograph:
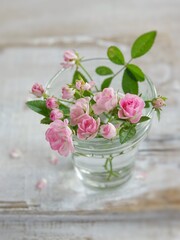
[[26, 31, 166, 182]]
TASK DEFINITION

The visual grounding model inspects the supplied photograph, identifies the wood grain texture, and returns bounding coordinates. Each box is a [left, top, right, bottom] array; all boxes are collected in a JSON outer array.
[[0, 0, 180, 239]]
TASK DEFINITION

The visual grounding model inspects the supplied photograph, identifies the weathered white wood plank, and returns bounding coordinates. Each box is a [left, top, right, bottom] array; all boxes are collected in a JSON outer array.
[[0, 211, 180, 240]]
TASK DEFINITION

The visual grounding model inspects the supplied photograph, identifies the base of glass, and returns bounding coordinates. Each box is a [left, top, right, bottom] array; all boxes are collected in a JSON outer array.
[[74, 162, 134, 189]]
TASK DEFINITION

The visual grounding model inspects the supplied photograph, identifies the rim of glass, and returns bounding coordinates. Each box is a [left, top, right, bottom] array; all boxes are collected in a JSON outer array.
[[73, 119, 152, 151]]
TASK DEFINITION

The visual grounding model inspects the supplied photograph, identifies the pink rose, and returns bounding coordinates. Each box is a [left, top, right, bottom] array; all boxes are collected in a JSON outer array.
[[31, 83, 44, 97], [45, 119, 74, 157], [46, 97, 59, 109], [75, 80, 95, 91], [70, 97, 90, 126], [92, 87, 117, 115], [50, 109, 63, 121], [77, 114, 100, 140], [61, 50, 78, 69], [75, 97, 90, 110], [152, 97, 166, 109], [62, 85, 75, 99], [118, 93, 145, 123], [64, 50, 77, 62], [100, 123, 117, 139]]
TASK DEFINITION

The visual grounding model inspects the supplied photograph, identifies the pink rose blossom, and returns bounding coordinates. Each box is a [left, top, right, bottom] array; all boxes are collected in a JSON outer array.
[[77, 114, 100, 140], [70, 107, 85, 126], [50, 109, 63, 121], [45, 119, 74, 157], [31, 83, 44, 97], [152, 97, 166, 109], [62, 85, 75, 99], [61, 50, 78, 68], [64, 50, 77, 62], [75, 80, 95, 91], [118, 93, 145, 124], [100, 123, 117, 139], [75, 97, 90, 110], [46, 97, 58, 109], [70, 97, 90, 126], [83, 82, 91, 91], [92, 87, 117, 115]]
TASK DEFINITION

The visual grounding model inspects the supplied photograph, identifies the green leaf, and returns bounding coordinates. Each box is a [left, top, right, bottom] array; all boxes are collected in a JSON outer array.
[[40, 117, 52, 124], [26, 100, 50, 117], [72, 70, 87, 84], [74, 90, 81, 99], [59, 103, 70, 115], [138, 116, 151, 123], [122, 69, 138, 94], [119, 124, 136, 144], [123, 121, 131, 128], [83, 90, 93, 97], [107, 46, 125, 65], [90, 98, 96, 105], [95, 66, 113, 75], [101, 77, 113, 90], [127, 64, 145, 82], [161, 96, 167, 101], [131, 31, 157, 58]]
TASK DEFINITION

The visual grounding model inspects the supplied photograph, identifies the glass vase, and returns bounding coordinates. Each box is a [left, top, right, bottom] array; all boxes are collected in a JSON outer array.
[[46, 58, 157, 188], [72, 116, 152, 188]]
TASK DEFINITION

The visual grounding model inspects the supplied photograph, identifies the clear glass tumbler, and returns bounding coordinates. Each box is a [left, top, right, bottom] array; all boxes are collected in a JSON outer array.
[[46, 58, 157, 188]]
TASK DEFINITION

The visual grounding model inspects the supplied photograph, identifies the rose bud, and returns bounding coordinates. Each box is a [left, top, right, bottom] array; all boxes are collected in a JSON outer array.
[[31, 83, 44, 97], [61, 50, 78, 68], [152, 97, 166, 109], [62, 85, 75, 99], [46, 97, 59, 109], [100, 123, 117, 139]]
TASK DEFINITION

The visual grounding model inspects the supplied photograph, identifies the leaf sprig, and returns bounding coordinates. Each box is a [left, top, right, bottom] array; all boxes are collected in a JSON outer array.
[[95, 31, 157, 93]]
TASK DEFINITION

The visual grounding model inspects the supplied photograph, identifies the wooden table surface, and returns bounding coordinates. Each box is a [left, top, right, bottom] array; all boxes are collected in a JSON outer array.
[[0, 0, 180, 239]]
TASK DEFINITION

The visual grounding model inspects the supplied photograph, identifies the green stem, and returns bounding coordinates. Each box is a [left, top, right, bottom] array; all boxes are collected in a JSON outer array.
[[104, 158, 109, 170], [58, 98, 75, 104], [103, 155, 118, 180], [42, 93, 49, 99], [79, 62, 99, 92], [112, 58, 133, 79], [79, 62, 93, 81], [145, 100, 153, 103], [107, 157, 113, 180]]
